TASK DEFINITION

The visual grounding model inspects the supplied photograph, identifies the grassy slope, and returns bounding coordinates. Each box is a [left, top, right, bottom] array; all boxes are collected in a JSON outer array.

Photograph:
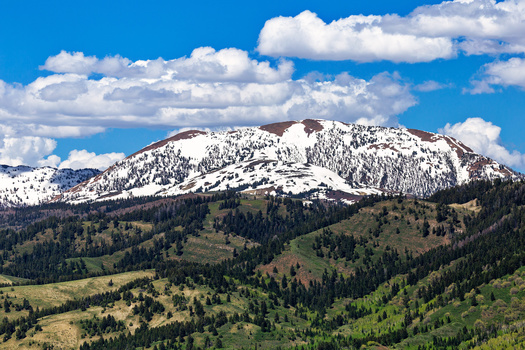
[[0, 196, 521, 349], [8, 262, 525, 350], [0, 272, 314, 349], [259, 199, 459, 285], [10, 199, 264, 275], [171, 200, 260, 264]]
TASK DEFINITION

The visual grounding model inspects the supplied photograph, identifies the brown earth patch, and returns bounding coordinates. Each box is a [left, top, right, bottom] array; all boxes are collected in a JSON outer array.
[[301, 119, 324, 135], [368, 143, 399, 152], [467, 158, 513, 178], [407, 129, 438, 142], [242, 186, 279, 195], [181, 181, 197, 191], [259, 254, 316, 287], [97, 191, 123, 200], [325, 191, 364, 202], [407, 129, 473, 157], [259, 121, 297, 136]]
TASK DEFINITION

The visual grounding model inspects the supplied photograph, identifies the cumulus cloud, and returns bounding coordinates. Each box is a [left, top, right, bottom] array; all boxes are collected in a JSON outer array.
[[466, 57, 525, 93], [41, 51, 131, 76], [0, 49, 416, 135], [440, 117, 525, 170], [483, 58, 525, 89], [257, 11, 453, 63], [58, 150, 125, 171], [0, 48, 419, 168], [41, 47, 294, 83], [257, 0, 525, 62], [0, 134, 124, 170], [0, 136, 57, 167]]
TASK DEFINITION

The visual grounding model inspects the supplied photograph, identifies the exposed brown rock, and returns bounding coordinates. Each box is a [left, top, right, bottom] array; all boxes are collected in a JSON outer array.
[[180, 181, 197, 191], [301, 119, 324, 135], [407, 129, 473, 157], [259, 119, 323, 136], [325, 190, 364, 203], [97, 191, 123, 200], [242, 186, 279, 196], [407, 129, 436, 142], [259, 121, 297, 136]]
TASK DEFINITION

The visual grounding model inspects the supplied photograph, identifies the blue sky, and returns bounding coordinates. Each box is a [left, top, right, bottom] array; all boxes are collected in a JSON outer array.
[[1, 0, 525, 171]]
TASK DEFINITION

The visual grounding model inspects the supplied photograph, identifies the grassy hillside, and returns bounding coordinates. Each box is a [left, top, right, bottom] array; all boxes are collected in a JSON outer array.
[[0, 181, 523, 349], [259, 198, 460, 285]]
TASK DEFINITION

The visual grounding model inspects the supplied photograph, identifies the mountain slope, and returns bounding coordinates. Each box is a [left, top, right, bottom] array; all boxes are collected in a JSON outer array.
[[0, 165, 99, 207], [1, 181, 525, 349], [158, 159, 385, 202], [56, 119, 520, 204]]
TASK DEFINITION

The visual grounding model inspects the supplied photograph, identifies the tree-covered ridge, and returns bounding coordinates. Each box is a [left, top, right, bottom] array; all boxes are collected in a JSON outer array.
[[0, 181, 523, 348]]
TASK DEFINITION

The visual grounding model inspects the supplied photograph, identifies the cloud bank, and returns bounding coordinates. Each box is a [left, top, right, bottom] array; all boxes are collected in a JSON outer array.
[[1, 48, 415, 132], [440, 117, 525, 170], [0, 48, 417, 168], [257, 0, 525, 63]]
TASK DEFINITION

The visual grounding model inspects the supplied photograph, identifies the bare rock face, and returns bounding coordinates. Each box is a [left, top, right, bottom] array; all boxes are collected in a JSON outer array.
[[52, 119, 520, 204]]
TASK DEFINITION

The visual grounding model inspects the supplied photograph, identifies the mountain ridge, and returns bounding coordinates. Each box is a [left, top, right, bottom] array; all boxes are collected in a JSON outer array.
[[53, 119, 521, 204], [0, 165, 99, 208]]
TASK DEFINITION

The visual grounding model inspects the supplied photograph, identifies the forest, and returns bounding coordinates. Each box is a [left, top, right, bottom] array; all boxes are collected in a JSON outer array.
[[0, 180, 523, 349]]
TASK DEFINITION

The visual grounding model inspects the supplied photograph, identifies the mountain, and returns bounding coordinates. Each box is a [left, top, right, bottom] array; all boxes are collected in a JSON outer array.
[[0, 165, 99, 207], [55, 119, 520, 204]]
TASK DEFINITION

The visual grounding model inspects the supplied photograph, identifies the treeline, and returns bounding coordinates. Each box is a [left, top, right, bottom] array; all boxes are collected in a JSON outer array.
[[0, 195, 216, 282]]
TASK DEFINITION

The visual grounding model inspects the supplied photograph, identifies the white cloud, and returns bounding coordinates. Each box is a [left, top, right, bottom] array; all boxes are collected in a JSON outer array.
[[0, 49, 420, 168], [257, 0, 525, 62], [58, 150, 125, 171], [0, 136, 57, 167], [40, 47, 294, 83], [484, 58, 525, 88], [440, 117, 525, 170], [0, 49, 416, 135], [464, 79, 496, 94], [465, 57, 525, 93], [38, 155, 61, 168], [257, 11, 453, 63], [41, 51, 131, 76], [0, 134, 123, 171], [414, 80, 453, 92]]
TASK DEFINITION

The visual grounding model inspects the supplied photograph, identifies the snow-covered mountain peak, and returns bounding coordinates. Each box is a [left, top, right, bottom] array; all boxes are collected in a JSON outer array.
[[53, 119, 521, 204], [0, 165, 99, 207]]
